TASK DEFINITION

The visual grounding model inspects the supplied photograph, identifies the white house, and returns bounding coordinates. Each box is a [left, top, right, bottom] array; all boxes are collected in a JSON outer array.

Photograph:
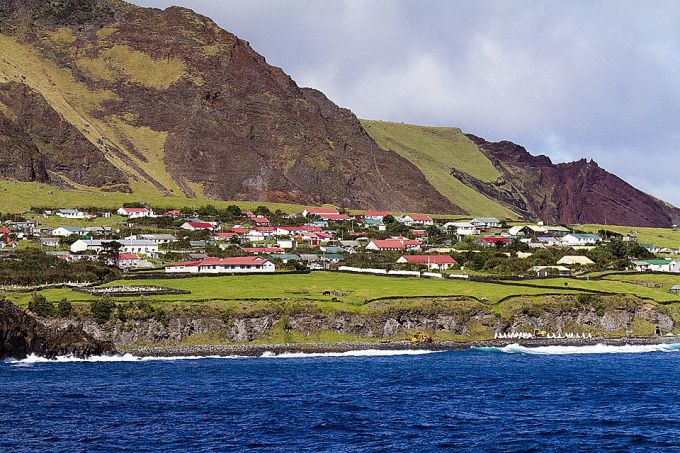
[[444, 222, 479, 237], [561, 233, 601, 246], [399, 215, 434, 226], [52, 226, 87, 237], [117, 207, 154, 218], [39, 237, 60, 247], [471, 217, 502, 228], [56, 209, 87, 219], [632, 259, 680, 273], [180, 221, 216, 231], [165, 256, 275, 274], [530, 265, 571, 277], [139, 234, 177, 245], [397, 255, 457, 270], [70, 239, 159, 256], [363, 211, 390, 221], [116, 253, 154, 270], [365, 238, 421, 252]]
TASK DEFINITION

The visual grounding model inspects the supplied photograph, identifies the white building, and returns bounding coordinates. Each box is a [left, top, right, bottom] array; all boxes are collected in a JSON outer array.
[[632, 259, 680, 273], [117, 207, 154, 218], [70, 239, 159, 256], [139, 234, 177, 245], [165, 256, 275, 274], [556, 255, 595, 266], [52, 226, 87, 237], [56, 209, 87, 219], [444, 222, 480, 237], [471, 217, 502, 228], [561, 233, 601, 246]]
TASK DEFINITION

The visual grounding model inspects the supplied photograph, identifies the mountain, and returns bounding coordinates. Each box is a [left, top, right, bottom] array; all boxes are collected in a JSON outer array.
[[362, 121, 680, 227], [0, 0, 677, 227], [0, 0, 455, 213]]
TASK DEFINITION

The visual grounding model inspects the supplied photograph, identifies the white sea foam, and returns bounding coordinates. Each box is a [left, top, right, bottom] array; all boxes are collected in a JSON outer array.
[[4, 349, 435, 364], [5, 353, 243, 364], [479, 343, 680, 355], [260, 349, 436, 358]]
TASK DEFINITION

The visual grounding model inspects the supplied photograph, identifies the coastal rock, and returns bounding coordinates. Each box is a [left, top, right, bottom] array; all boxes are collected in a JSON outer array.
[[0, 300, 114, 360]]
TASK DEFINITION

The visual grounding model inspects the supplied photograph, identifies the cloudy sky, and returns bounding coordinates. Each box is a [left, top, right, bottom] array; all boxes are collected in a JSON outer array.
[[133, 0, 680, 205]]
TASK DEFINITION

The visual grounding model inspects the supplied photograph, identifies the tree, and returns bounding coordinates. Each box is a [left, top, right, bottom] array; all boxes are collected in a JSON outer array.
[[254, 206, 272, 216], [100, 241, 122, 266], [91, 296, 116, 325], [57, 299, 73, 318], [226, 205, 243, 218], [28, 293, 54, 317]]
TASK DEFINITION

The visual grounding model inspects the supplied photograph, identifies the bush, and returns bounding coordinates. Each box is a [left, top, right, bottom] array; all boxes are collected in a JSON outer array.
[[91, 296, 116, 325], [28, 293, 55, 317], [57, 299, 73, 318]]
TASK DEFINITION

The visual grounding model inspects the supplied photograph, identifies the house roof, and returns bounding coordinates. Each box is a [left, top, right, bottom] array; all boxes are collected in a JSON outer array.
[[229, 227, 248, 234], [252, 216, 270, 223], [121, 207, 149, 213], [481, 237, 510, 244], [243, 247, 284, 253], [321, 213, 351, 221], [408, 215, 433, 221], [118, 253, 139, 260], [399, 255, 457, 265], [187, 222, 214, 229], [363, 210, 390, 217], [305, 207, 339, 215], [369, 239, 420, 249]]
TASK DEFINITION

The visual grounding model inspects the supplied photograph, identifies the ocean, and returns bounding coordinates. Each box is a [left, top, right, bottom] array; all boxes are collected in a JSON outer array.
[[2, 344, 680, 452]]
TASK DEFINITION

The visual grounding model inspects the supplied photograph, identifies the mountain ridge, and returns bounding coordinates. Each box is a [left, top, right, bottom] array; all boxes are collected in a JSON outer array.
[[0, 0, 677, 227]]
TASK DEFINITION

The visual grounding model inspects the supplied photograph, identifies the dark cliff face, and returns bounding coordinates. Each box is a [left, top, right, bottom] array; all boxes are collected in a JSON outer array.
[[0, 300, 114, 360], [0, 0, 456, 213], [465, 135, 680, 227]]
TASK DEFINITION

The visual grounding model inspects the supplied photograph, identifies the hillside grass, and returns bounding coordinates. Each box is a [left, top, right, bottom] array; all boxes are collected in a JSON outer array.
[[579, 224, 680, 249], [0, 180, 305, 214], [361, 119, 517, 219]]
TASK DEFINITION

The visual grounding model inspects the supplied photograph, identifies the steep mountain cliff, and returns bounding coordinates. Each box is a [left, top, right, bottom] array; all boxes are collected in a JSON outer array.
[[464, 135, 680, 227], [0, 0, 456, 213]]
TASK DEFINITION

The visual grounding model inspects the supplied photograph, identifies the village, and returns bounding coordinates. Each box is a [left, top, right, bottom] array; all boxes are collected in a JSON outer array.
[[0, 204, 678, 281]]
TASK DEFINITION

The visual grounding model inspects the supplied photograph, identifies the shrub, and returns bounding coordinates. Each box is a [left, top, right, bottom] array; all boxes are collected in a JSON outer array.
[[91, 296, 116, 325], [57, 299, 73, 318], [28, 293, 55, 317]]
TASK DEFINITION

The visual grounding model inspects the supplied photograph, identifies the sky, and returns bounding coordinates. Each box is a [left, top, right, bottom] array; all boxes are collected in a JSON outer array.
[[133, 0, 680, 205]]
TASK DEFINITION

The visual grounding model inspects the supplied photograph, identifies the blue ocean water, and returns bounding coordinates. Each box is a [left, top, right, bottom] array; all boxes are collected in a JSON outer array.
[[2, 345, 680, 452]]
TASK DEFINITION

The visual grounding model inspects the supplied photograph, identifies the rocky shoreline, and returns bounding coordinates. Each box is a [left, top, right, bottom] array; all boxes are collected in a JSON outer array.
[[125, 336, 680, 358]]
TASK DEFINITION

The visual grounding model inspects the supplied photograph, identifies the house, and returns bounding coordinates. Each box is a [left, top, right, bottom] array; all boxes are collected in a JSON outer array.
[[320, 213, 352, 222], [116, 253, 153, 270], [139, 234, 177, 245], [276, 238, 296, 250], [214, 232, 238, 241], [267, 253, 301, 264], [530, 266, 571, 277], [56, 209, 86, 219], [471, 217, 502, 229], [362, 218, 386, 231], [556, 255, 595, 266], [365, 238, 421, 252], [670, 285, 680, 294], [632, 259, 680, 273], [243, 247, 284, 254], [399, 215, 434, 226], [397, 255, 457, 271], [39, 237, 60, 247], [252, 216, 270, 226], [508, 225, 546, 237], [164, 209, 182, 218], [479, 237, 510, 247], [561, 233, 601, 246], [52, 226, 88, 237], [165, 256, 275, 274], [302, 207, 339, 218], [85, 226, 113, 236], [70, 239, 159, 256], [181, 221, 216, 231], [318, 253, 345, 264], [544, 226, 571, 237], [444, 222, 479, 237], [363, 211, 390, 221], [117, 207, 154, 218]]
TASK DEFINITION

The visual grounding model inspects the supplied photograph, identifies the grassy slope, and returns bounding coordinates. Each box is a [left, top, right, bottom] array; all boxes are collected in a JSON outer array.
[[580, 224, 680, 249], [0, 180, 305, 213], [361, 119, 517, 219]]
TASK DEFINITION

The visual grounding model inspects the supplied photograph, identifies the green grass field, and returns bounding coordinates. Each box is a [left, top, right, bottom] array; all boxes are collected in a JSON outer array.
[[580, 224, 680, 249], [361, 120, 517, 219], [6, 271, 592, 309]]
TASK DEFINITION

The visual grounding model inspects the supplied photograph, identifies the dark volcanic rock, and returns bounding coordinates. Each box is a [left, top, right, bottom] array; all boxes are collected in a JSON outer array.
[[0, 300, 114, 360], [463, 135, 680, 227]]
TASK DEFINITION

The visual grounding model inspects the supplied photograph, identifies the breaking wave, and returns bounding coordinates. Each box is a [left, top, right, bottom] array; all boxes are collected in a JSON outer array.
[[259, 349, 436, 358], [475, 343, 680, 355]]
